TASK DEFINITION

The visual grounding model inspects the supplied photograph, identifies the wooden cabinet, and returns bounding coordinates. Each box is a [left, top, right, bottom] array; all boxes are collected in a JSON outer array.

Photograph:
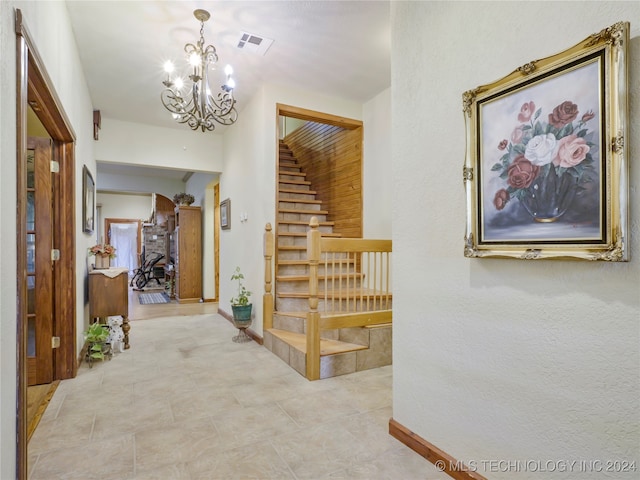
[[174, 205, 202, 303], [88, 267, 130, 349]]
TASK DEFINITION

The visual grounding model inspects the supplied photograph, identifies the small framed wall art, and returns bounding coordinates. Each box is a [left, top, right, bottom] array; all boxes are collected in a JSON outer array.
[[82, 165, 95, 234], [463, 22, 629, 261], [220, 198, 231, 230]]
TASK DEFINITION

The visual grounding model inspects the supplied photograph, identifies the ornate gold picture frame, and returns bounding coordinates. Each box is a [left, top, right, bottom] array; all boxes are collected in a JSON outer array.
[[463, 22, 629, 261]]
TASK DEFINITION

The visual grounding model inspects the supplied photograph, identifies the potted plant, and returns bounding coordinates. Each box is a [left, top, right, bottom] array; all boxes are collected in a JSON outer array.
[[230, 267, 252, 342], [84, 322, 111, 367], [173, 192, 195, 206]]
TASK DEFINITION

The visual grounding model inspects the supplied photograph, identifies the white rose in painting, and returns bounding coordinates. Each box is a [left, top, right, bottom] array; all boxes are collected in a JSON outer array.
[[524, 133, 557, 166]]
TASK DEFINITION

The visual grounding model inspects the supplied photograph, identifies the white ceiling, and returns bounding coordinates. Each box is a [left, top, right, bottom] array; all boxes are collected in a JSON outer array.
[[67, 0, 390, 130], [68, 0, 390, 185]]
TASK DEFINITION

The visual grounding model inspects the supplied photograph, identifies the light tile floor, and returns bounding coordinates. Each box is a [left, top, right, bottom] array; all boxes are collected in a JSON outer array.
[[28, 314, 449, 479]]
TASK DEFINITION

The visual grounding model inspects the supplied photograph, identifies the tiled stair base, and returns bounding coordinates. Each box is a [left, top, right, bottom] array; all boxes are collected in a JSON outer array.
[[264, 324, 392, 379]]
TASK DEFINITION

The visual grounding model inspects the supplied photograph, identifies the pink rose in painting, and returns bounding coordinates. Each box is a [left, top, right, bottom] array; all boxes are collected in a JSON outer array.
[[493, 189, 510, 210], [517, 101, 535, 123], [552, 134, 590, 168], [511, 126, 524, 144], [548, 101, 579, 129], [507, 156, 540, 189], [498, 139, 508, 150]]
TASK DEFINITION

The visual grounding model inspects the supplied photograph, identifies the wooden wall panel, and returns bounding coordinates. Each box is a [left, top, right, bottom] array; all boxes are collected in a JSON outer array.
[[284, 122, 362, 238]]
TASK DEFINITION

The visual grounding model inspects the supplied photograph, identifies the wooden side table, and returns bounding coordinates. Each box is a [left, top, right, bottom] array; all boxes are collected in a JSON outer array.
[[89, 267, 130, 349]]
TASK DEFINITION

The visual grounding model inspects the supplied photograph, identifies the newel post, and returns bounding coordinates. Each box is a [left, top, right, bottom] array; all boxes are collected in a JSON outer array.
[[263, 223, 274, 331], [306, 216, 321, 380]]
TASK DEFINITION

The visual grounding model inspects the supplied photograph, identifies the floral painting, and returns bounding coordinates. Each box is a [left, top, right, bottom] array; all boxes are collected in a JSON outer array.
[[479, 60, 602, 243], [464, 22, 629, 261]]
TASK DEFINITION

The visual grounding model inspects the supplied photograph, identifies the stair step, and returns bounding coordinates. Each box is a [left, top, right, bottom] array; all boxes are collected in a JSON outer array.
[[277, 290, 393, 299], [267, 329, 368, 356], [278, 231, 341, 238], [279, 170, 306, 177], [274, 311, 307, 318], [279, 187, 317, 195], [278, 258, 354, 265], [279, 165, 302, 172], [278, 260, 310, 266], [279, 208, 329, 215], [278, 220, 335, 227], [279, 179, 311, 186], [278, 245, 307, 251], [278, 197, 322, 205], [277, 273, 364, 282]]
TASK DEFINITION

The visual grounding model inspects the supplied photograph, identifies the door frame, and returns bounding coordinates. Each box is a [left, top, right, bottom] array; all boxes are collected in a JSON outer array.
[[105, 218, 142, 267], [16, 9, 77, 479]]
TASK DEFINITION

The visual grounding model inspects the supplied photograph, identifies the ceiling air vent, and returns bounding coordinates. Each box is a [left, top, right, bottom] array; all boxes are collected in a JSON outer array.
[[237, 32, 273, 56]]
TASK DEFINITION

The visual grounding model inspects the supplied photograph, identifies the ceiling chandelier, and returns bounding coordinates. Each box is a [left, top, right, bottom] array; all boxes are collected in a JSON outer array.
[[161, 9, 238, 132]]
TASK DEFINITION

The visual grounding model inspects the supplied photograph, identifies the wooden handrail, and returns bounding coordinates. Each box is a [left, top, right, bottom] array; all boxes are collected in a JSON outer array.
[[263, 223, 274, 331], [306, 216, 392, 380]]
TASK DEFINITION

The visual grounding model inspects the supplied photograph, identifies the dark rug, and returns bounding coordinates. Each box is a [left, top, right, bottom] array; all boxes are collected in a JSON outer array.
[[138, 292, 170, 305]]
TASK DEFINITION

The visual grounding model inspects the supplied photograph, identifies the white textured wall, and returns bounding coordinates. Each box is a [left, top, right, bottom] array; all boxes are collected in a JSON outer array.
[[96, 171, 186, 199], [97, 192, 152, 223], [392, 2, 640, 479], [95, 117, 224, 173], [219, 83, 366, 334], [363, 88, 392, 239], [0, 1, 95, 477]]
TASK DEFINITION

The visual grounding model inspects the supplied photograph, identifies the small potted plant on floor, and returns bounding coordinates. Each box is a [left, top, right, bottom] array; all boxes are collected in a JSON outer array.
[[230, 266, 252, 343], [84, 322, 111, 367]]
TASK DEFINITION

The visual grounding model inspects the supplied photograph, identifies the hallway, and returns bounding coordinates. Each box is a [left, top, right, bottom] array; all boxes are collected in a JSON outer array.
[[27, 313, 446, 479]]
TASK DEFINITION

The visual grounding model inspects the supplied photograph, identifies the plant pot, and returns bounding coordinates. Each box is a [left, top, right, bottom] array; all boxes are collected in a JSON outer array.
[[231, 304, 252, 322], [231, 304, 252, 343], [95, 255, 110, 269], [86, 342, 112, 367]]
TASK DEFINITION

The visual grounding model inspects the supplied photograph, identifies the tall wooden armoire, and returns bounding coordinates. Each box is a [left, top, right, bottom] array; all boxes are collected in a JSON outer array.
[[174, 205, 202, 303]]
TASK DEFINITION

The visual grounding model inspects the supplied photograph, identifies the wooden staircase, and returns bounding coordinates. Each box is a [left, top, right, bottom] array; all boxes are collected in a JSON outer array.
[[263, 141, 392, 379]]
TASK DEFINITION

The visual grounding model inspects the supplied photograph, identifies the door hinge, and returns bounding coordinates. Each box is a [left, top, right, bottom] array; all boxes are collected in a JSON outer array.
[[52, 337, 60, 349], [50, 160, 60, 173], [51, 249, 60, 261]]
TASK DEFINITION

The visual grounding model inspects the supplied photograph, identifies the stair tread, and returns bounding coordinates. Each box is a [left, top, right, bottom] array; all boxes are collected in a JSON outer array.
[[267, 329, 368, 356], [279, 170, 306, 177], [279, 220, 335, 226], [278, 259, 354, 267], [278, 231, 341, 237], [273, 311, 307, 318], [279, 207, 329, 215], [279, 179, 312, 185], [277, 273, 364, 282], [277, 290, 393, 298], [279, 198, 323, 206], [279, 187, 317, 195], [278, 245, 307, 251]]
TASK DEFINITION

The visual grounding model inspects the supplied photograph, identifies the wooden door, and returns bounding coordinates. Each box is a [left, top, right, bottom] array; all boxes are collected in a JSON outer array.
[[26, 137, 54, 386]]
